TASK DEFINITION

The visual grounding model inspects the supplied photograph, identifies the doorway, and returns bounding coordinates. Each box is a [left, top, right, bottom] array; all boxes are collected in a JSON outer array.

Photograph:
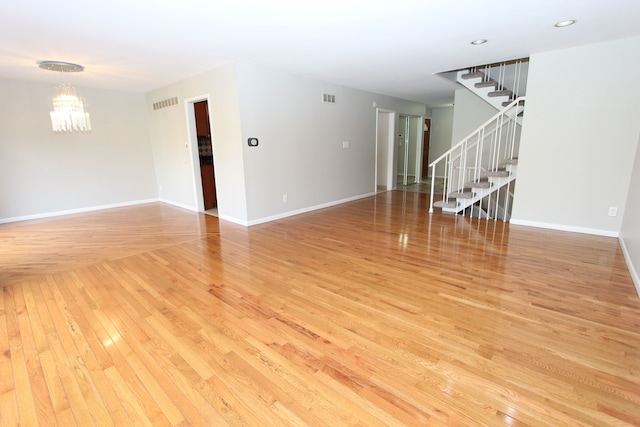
[[396, 115, 422, 187], [422, 118, 431, 179], [375, 109, 395, 192], [193, 100, 217, 212]]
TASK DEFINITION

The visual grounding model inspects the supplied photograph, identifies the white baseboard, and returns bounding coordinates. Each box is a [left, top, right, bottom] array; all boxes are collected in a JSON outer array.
[[157, 198, 198, 212], [157, 198, 247, 225], [217, 214, 249, 226], [619, 237, 640, 298], [509, 218, 619, 238], [246, 192, 377, 226], [0, 198, 160, 224]]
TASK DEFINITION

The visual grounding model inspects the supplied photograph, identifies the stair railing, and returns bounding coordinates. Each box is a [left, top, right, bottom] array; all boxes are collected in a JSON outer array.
[[467, 58, 527, 102], [428, 97, 525, 216]]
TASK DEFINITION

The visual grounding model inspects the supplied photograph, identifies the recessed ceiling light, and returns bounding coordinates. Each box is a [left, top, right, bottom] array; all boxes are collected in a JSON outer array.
[[554, 19, 576, 28], [470, 39, 487, 45]]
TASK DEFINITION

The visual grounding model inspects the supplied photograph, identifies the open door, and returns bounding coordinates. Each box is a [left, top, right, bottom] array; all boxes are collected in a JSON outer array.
[[194, 101, 217, 210]]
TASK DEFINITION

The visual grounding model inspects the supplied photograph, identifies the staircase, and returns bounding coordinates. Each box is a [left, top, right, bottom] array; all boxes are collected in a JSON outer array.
[[438, 159, 517, 221], [456, 59, 527, 111], [428, 97, 525, 220], [429, 59, 528, 221]]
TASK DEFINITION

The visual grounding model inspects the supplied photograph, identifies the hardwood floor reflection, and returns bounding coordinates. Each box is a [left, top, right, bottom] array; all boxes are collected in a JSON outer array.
[[1, 194, 639, 426]]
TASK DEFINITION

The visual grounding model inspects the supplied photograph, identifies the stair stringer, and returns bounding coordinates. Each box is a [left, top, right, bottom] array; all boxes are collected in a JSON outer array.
[[456, 70, 507, 110], [440, 164, 517, 215], [456, 70, 524, 126], [428, 98, 524, 221]]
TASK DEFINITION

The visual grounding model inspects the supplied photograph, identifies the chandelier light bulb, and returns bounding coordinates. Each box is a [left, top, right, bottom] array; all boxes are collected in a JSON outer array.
[[50, 83, 92, 132], [38, 60, 92, 133]]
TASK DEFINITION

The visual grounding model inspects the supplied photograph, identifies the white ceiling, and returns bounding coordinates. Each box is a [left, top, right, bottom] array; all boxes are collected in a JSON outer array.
[[2, 0, 639, 107]]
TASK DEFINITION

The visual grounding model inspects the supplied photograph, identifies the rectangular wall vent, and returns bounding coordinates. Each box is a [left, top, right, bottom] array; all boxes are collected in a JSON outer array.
[[322, 93, 336, 104], [153, 96, 178, 111]]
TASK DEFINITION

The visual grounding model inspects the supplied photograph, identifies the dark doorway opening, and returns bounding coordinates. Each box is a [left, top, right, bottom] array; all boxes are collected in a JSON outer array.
[[422, 118, 431, 179], [194, 101, 217, 210]]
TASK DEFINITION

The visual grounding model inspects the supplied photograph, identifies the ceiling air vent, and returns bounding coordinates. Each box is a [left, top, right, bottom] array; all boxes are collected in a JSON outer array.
[[153, 96, 178, 111], [322, 93, 336, 104]]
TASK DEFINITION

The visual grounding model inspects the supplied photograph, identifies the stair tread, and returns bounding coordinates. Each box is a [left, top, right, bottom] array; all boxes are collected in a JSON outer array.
[[461, 71, 484, 80], [448, 191, 475, 199], [481, 170, 510, 178], [434, 201, 457, 209], [500, 158, 518, 166], [475, 81, 498, 88], [465, 181, 492, 189], [489, 90, 513, 97]]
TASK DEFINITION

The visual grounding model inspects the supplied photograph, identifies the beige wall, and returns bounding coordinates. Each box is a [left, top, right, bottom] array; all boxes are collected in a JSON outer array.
[[0, 79, 158, 222], [146, 64, 248, 223], [428, 106, 454, 177], [451, 88, 497, 146], [511, 36, 640, 235], [620, 133, 640, 295]]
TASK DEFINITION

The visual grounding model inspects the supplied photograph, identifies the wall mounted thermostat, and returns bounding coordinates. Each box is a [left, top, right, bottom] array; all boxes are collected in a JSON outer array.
[[248, 138, 259, 147]]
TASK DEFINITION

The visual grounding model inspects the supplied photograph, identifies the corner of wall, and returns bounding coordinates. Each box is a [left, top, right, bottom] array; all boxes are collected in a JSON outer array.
[[619, 237, 640, 298]]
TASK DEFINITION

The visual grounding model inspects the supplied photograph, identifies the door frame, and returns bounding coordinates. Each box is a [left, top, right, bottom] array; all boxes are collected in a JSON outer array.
[[184, 94, 217, 213], [395, 114, 424, 188], [375, 108, 396, 192], [422, 117, 432, 180]]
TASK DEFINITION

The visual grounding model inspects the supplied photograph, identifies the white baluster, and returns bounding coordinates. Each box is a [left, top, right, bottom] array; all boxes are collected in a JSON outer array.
[[429, 164, 436, 213]]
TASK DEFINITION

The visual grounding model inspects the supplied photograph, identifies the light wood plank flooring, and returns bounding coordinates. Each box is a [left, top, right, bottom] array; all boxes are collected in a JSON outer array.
[[1, 192, 639, 426]]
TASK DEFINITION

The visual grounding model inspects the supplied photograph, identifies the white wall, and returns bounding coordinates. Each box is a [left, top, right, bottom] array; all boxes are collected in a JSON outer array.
[[145, 64, 248, 223], [234, 63, 426, 224], [0, 79, 158, 222], [376, 111, 392, 188], [620, 133, 640, 295], [145, 63, 425, 225], [451, 88, 497, 145], [511, 36, 640, 236], [428, 106, 453, 177]]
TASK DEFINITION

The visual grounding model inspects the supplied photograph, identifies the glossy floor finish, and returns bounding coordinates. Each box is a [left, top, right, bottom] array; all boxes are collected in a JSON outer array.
[[1, 192, 639, 426]]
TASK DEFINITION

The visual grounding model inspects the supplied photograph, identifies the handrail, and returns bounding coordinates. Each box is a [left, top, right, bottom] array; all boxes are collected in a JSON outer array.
[[428, 97, 525, 215], [467, 59, 527, 100], [428, 97, 525, 168], [457, 59, 527, 111], [459, 57, 529, 72]]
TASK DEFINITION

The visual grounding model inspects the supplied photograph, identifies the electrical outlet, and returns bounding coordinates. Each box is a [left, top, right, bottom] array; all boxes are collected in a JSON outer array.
[[608, 206, 618, 217], [282, 194, 288, 203], [342, 141, 349, 148]]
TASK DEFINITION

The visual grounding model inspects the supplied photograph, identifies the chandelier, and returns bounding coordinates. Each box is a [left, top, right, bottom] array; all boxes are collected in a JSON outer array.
[[38, 61, 92, 133]]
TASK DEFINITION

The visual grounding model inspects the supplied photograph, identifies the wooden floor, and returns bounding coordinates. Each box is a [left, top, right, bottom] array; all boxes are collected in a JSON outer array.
[[1, 192, 639, 426]]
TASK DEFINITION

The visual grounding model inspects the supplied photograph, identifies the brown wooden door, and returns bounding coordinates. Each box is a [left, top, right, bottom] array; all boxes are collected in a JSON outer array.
[[194, 101, 217, 209], [422, 118, 431, 179]]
